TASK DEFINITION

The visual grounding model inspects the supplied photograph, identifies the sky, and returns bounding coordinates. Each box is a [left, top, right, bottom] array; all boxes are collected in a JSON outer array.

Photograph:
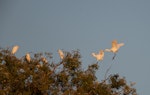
[[0, 0, 150, 94]]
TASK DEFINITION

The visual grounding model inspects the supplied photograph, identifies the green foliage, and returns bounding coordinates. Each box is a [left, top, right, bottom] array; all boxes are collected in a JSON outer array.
[[0, 48, 137, 95]]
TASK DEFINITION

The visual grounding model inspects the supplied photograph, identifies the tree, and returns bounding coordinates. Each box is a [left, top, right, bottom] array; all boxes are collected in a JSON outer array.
[[0, 47, 137, 95]]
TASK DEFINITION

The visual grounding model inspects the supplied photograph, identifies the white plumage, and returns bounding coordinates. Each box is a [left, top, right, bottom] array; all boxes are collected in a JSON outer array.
[[105, 40, 124, 53], [11, 45, 19, 54], [91, 50, 104, 61], [58, 49, 64, 60], [105, 40, 124, 60], [26, 53, 31, 62]]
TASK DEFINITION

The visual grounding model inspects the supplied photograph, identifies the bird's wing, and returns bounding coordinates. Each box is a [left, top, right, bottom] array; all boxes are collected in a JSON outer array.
[[112, 40, 118, 48], [118, 43, 124, 47], [91, 53, 96, 57], [105, 49, 111, 52]]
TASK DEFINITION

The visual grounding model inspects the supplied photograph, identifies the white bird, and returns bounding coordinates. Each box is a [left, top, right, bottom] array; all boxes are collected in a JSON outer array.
[[58, 49, 64, 60], [11, 45, 19, 54], [26, 53, 31, 62], [91, 50, 104, 61], [105, 40, 124, 60]]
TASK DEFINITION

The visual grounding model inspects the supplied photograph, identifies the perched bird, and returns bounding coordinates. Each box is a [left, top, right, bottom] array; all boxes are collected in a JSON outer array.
[[26, 53, 31, 62], [105, 40, 124, 60], [91, 50, 104, 61], [11, 45, 19, 54], [58, 49, 64, 60]]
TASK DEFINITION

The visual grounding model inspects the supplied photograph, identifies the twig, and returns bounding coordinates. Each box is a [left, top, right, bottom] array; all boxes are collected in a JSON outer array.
[[104, 63, 113, 80], [49, 61, 63, 75]]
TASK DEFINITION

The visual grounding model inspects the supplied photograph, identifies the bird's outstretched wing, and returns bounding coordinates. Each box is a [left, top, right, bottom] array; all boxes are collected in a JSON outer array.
[[91, 53, 96, 57], [105, 49, 111, 52], [118, 43, 124, 47]]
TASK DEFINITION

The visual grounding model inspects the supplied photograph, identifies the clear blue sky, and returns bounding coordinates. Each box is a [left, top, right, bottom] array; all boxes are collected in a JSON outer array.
[[0, 0, 150, 94]]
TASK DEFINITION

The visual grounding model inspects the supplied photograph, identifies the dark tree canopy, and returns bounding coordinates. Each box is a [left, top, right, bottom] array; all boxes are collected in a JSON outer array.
[[0, 47, 137, 95]]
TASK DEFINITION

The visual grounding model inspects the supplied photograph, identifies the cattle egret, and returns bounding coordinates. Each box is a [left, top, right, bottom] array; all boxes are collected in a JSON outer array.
[[26, 53, 31, 62], [11, 45, 19, 54], [105, 40, 124, 60], [91, 50, 104, 61], [58, 49, 64, 60]]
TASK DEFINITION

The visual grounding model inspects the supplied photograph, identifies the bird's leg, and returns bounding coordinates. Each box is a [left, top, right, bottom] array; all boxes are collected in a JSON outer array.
[[112, 53, 116, 60]]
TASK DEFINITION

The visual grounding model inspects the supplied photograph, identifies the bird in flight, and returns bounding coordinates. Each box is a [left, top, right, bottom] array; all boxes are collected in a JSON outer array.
[[105, 40, 124, 60], [11, 45, 19, 54], [91, 50, 104, 61], [26, 53, 31, 62], [58, 49, 64, 60]]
